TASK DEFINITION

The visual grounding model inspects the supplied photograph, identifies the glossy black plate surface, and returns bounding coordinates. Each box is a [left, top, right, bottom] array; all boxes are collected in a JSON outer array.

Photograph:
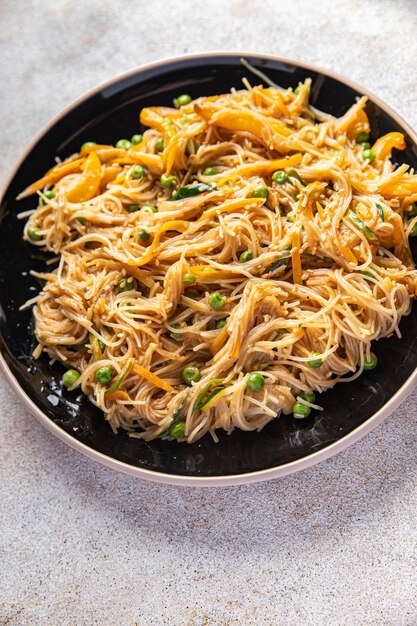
[[1, 54, 416, 478]]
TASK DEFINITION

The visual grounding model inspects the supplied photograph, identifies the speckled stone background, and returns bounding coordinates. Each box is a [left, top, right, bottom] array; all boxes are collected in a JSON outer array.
[[1, 1, 416, 624]]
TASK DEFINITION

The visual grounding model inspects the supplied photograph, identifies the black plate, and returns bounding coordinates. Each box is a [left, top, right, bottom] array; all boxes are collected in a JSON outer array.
[[1, 54, 416, 480]]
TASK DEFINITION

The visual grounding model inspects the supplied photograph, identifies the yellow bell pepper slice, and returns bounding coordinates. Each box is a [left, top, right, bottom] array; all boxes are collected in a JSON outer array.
[[372, 132, 406, 161], [133, 220, 189, 267], [17, 157, 84, 200], [217, 153, 302, 186], [65, 151, 102, 203]]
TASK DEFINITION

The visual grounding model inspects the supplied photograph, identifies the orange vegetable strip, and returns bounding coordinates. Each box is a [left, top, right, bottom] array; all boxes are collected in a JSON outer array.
[[17, 158, 84, 199], [210, 326, 229, 356], [197, 197, 264, 222], [372, 132, 406, 161], [133, 220, 189, 267], [291, 229, 302, 284], [132, 363, 174, 393], [66, 152, 102, 203], [106, 390, 130, 402], [217, 153, 302, 186]]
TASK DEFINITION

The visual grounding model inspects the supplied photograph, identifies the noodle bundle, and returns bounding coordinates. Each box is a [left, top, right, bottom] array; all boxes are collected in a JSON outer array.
[[19, 68, 417, 442]]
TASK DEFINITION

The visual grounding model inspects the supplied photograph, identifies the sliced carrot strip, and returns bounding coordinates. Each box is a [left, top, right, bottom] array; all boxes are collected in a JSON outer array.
[[132, 363, 174, 392], [291, 229, 302, 284], [106, 390, 130, 402], [66, 152, 102, 203], [210, 326, 229, 355]]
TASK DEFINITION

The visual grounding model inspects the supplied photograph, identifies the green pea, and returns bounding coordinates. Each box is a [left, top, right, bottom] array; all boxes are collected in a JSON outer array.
[[208, 292, 226, 310], [174, 94, 192, 108], [27, 226, 42, 241], [363, 352, 378, 370], [355, 132, 370, 144], [142, 204, 158, 213], [139, 229, 150, 242], [239, 250, 253, 263], [96, 366, 112, 384], [161, 173, 178, 188], [128, 204, 141, 213], [131, 134, 143, 146], [293, 401, 311, 419], [81, 141, 96, 151], [155, 137, 164, 152], [62, 369, 80, 388], [169, 421, 186, 439], [246, 372, 265, 392], [252, 185, 269, 199], [182, 272, 197, 286], [203, 166, 217, 176], [117, 276, 136, 292], [184, 289, 199, 299], [182, 366, 201, 385], [43, 190, 56, 200], [299, 390, 316, 403], [410, 221, 417, 237], [363, 148, 375, 163], [216, 319, 227, 329], [170, 322, 183, 340], [308, 352, 324, 368], [272, 171, 289, 184], [116, 139, 132, 150], [360, 142, 371, 150], [131, 165, 146, 179]]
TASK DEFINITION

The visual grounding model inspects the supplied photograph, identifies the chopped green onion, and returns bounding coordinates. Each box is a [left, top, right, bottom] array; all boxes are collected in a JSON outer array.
[[106, 360, 133, 393], [308, 352, 324, 368], [265, 255, 290, 273], [170, 182, 216, 201], [139, 229, 150, 242], [216, 319, 227, 329], [199, 386, 225, 410], [128, 204, 141, 213], [287, 168, 306, 186], [407, 203, 417, 218], [239, 250, 253, 263], [117, 276, 136, 292], [347, 208, 378, 241], [376, 203, 387, 221], [192, 378, 225, 412]]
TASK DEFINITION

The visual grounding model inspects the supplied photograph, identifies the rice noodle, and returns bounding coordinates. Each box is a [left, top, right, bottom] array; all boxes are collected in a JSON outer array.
[[19, 77, 417, 442]]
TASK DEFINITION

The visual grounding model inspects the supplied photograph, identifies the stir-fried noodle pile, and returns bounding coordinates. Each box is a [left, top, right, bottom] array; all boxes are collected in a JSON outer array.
[[19, 68, 417, 442]]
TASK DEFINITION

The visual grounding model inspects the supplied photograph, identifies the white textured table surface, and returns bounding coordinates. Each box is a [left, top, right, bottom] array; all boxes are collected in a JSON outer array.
[[1, 1, 416, 624]]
